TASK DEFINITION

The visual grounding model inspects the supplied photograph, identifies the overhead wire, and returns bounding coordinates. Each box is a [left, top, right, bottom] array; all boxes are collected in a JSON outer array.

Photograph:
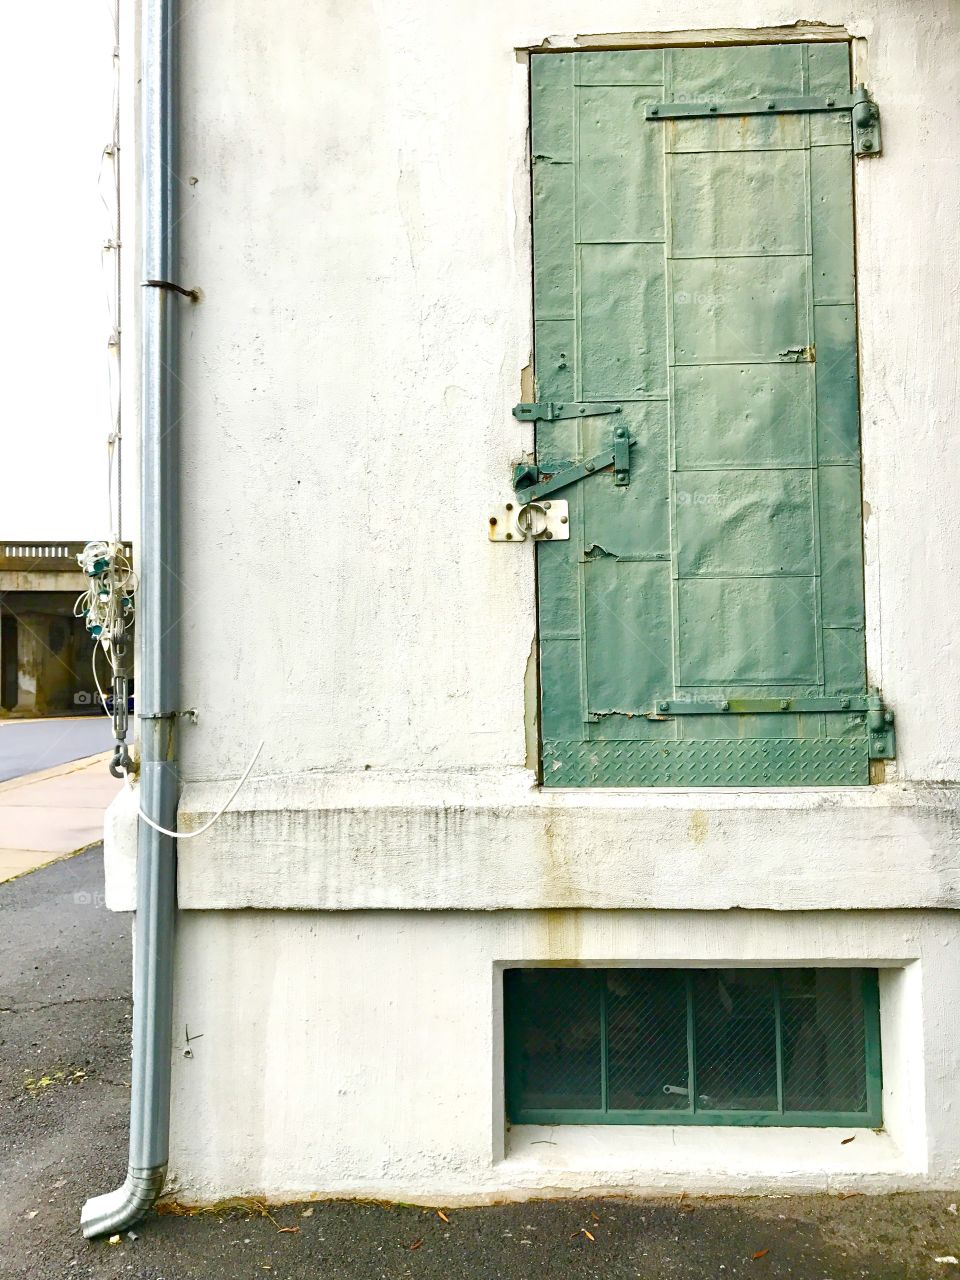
[[99, 0, 122, 542]]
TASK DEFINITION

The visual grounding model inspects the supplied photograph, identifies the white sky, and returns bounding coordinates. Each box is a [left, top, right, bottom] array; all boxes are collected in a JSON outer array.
[[0, 3, 119, 540]]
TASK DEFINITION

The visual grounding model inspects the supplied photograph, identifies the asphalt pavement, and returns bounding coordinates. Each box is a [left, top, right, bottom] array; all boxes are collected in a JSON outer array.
[[3, 848, 960, 1280], [0, 717, 115, 782]]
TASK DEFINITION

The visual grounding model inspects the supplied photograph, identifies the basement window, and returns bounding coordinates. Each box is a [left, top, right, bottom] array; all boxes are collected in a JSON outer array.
[[504, 967, 881, 1126]]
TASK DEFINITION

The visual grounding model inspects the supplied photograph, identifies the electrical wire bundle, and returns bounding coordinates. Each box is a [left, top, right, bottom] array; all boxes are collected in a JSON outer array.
[[75, 539, 136, 653], [75, 539, 264, 834], [75, 540, 136, 774]]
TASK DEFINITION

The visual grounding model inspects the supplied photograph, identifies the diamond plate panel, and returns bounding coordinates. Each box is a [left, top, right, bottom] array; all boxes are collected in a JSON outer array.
[[542, 737, 869, 787]]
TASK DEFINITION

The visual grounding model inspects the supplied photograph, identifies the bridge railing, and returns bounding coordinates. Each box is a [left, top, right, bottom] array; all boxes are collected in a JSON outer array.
[[0, 543, 133, 573]]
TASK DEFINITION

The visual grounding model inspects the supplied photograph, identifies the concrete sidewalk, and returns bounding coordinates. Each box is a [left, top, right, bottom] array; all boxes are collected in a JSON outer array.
[[0, 752, 122, 881]]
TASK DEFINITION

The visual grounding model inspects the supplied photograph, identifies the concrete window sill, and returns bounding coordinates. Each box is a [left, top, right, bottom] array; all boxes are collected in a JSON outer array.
[[501, 1123, 922, 1194]]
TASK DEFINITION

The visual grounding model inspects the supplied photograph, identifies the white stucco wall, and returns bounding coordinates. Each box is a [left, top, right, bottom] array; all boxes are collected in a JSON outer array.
[[111, 0, 960, 1198], [109, 0, 960, 910], [161, 0, 960, 789], [165, 908, 956, 1203]]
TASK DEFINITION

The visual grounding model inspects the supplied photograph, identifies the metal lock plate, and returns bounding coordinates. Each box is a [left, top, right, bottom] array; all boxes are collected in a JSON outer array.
[[488, 499, 570, 543]]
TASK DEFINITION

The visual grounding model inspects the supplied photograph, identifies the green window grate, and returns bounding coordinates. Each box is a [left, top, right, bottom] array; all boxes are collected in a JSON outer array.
[[504, 967, 881, 1126]]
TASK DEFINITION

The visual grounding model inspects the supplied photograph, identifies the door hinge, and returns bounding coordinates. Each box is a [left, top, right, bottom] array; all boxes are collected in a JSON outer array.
[[646, 85, 881, 157], [850, 86, 882, 157], [865, 688, 896, 759], [513, 401, 623, 422], [636, 689, 896, 758]]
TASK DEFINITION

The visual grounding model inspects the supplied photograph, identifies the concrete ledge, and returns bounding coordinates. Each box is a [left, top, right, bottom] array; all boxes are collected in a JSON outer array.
[[498, 1124, 923, 1198], [166, 1128, 931, 1205], [104, 769, 960, 912]]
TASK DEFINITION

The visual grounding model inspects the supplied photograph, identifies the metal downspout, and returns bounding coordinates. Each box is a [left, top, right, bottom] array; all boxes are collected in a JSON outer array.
[[81, 0, 180, 1239]]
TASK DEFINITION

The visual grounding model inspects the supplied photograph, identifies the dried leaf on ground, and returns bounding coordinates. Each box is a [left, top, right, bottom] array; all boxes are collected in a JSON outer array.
[[751, 1248, 770, 1260], [409, 1238, 424, 1251], [436, 1209, 450, 1223]]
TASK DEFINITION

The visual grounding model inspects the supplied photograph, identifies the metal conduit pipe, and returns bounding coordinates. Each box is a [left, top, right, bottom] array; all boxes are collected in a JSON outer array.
[[81, 0, 181, 1239]]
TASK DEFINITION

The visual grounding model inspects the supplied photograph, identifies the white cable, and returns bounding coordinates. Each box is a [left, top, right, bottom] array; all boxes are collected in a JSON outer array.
[[91, 645, 112, 715], [120, 741, 264, 840], [95, 640, 265, 840]]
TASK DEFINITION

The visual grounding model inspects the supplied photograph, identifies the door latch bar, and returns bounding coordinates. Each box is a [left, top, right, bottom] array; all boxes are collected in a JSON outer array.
[[646, 85, 881, 156], [644, 690, 895, 758], [514, 437, 637, 503]]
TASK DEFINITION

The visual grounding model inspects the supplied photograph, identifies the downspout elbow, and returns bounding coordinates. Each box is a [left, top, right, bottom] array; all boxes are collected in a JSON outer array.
[[81, 1165, 168, 1239]]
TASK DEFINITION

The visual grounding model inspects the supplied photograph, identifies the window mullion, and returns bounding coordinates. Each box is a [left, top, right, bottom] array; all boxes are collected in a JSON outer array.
[[599, 969, 609, 1114], [686, 971, 696, 1115], [774, 970, 786, 1115]]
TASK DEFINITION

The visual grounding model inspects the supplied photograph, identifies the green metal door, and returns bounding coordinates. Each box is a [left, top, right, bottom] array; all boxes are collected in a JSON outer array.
[[529, 42, 890, 787]]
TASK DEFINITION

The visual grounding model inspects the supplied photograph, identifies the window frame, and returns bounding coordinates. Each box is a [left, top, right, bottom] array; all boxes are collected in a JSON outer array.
[[504, 966, 883, 1127]]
